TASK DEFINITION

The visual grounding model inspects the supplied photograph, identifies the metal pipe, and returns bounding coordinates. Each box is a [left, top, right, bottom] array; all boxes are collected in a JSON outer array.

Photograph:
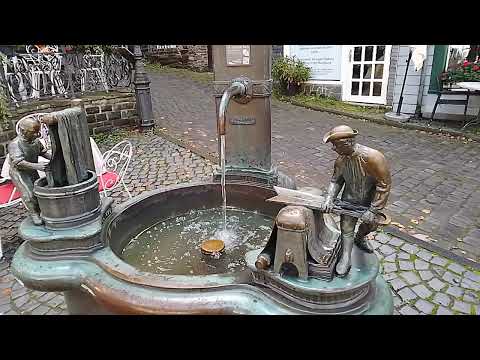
[[396, 49, 412, 115], [217, 81, 246, 135]]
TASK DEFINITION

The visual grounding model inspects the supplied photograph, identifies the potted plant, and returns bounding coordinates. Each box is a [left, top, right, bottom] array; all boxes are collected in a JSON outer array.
[[272, 56, 311, 96], [446, 60, 480, 84]]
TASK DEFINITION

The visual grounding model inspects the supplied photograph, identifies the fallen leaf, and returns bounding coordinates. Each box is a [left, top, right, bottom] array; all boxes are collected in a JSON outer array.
[[412, 233, 429, 241], [2, 288, 12, 296], [421, 209, 431, 214], [410, 219, 419, 224], [419, 216, 425, 220], [366, 233, 375, 240], [408, 225, 414, 229], [391, 222, 405, 229]]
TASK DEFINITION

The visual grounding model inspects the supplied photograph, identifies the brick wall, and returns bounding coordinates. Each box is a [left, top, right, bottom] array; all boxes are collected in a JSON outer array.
[[0, 91, 137, 165]]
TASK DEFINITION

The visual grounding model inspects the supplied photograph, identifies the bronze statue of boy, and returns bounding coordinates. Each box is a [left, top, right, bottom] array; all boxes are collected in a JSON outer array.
[[8, 117, 51, 225], [322, 125, 391, 276]]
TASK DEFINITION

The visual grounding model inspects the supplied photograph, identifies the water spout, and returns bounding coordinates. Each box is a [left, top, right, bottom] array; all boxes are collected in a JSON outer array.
[[218, 81, 247, 232], [217, 81, 246, 136]]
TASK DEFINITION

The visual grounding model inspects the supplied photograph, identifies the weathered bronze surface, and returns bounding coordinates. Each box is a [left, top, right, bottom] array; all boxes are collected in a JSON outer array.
[[323, 125, 392, 276], [8, 117, 51, 225]]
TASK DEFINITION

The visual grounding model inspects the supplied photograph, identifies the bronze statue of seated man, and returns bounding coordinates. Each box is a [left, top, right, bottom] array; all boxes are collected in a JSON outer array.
[[8, 117, 51, 225]]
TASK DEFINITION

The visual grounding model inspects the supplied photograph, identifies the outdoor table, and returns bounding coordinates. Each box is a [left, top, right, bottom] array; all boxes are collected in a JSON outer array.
[[1, 137, 104, 180], [456, 82, 480, 129]]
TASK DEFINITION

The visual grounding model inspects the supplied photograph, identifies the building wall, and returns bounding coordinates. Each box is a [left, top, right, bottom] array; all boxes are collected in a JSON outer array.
[[386, 45, 400, 106], [392, 45, 480, 120], [0, 92, 137, 164]]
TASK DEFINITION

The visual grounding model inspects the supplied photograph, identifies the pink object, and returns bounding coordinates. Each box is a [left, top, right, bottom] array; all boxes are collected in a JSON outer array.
[[98, 171, 119, 192], [0, 181, 21, 205]]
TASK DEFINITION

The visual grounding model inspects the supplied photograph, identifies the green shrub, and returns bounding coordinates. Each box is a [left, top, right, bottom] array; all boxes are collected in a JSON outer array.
[[272, 56, 311, 95]]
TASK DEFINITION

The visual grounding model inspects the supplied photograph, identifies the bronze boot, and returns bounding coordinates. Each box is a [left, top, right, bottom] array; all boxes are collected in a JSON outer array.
[[335, 233, 354, 277]]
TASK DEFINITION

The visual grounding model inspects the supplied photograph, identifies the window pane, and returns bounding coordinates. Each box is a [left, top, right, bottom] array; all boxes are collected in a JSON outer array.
[[353, 64, 361, 79], [365, 46, 373, 61], [363, 64, 372, 79], [362, 82, 370, 96], [354, 47, 362, 62], [374, 64, 384, 79], [446, 45, 477, 71], [373, 82, 382, 96], [376, 46, 385, 61], [351, 81, 359, 95]]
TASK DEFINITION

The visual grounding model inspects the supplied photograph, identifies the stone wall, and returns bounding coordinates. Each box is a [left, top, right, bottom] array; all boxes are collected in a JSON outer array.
[[179, 45, 209, 71], [0, 91, 137, 165]]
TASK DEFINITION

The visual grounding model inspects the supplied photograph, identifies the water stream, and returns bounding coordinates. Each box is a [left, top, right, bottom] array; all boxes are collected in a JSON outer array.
[[220, 134, 227, 232]]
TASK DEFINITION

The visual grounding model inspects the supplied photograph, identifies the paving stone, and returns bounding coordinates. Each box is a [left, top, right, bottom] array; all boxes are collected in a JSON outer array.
[[414, 299, 435, 314], [447, 263, 467, 275], [375, 233, 391, 244], [399, 261, 414, 271], [419, 271, 434, 281], [436, 306, 453, 315], [383, 254, 397, 263], [399, 305, 420, 315], [0, 303, 10, 313], [428, 278, 447, 291], [452, 300, 472, 314], [397, 252, 411, 260], [401, 243, 419, 255], [400, 271, 422, 285], [443, 271, 462, 285], [378, 244, 395, 256], [414, 259, 430, 270], [388, 237, 405, 247], [383, 273, 398, 281], [398, 287, 418, 302], [430, 256, 448, 267], [433, 293, 452, 307], [461, 278, 480, 291], [31, 305, 50, 316], [382, 262, 398, 273], [393, 296, 403, 308], [13, 294, 30, 308], [390, 278, 407, 291], [446, 285, 465, 299], [411, 284, 432, 299], [463, 291, 480, 305], [464, 271, 480, 283], [416, 249, 434, 262]]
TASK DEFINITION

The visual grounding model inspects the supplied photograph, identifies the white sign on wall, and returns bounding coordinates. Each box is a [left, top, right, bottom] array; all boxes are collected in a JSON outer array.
[[288, 45, 342, 81]]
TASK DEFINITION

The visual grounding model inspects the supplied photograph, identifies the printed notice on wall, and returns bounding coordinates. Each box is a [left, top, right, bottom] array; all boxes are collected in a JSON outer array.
[[226, 45, 250, 66], [289, 45, 341, 80]]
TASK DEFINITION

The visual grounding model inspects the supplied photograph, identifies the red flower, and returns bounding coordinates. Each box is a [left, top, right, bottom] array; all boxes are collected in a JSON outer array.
[[473, 65, 480, 71]]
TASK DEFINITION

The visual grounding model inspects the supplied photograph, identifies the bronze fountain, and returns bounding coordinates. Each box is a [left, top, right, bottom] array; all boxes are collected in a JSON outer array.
[[10, 46, 393, 314]]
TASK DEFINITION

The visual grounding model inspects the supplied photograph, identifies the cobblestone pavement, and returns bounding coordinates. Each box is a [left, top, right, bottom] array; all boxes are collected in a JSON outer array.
[[0, 132, 479, 315], [150, 71, 480, 263]]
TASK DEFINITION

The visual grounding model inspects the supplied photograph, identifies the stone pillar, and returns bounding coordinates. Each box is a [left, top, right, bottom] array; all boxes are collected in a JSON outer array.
[[133, 45, 154, 131]]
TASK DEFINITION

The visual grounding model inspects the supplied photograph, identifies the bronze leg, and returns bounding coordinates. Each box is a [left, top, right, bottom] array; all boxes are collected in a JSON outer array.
[[336, 215, 357, 276], [10, 170, 43, 225], [354, 221, 378, 253]]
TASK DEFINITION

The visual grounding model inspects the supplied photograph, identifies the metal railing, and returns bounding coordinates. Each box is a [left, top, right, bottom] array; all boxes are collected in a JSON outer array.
[[0, 49, 133, 106]]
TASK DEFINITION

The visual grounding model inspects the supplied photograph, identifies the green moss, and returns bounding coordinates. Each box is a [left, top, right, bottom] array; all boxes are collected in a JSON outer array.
[[273, 90, 388, 118], [92, 128, 135, 146], [145, 63, 213, 85]]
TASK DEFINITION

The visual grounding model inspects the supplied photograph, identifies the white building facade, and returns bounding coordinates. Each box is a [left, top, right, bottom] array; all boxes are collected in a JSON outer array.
[[282, 45, 399, 106]]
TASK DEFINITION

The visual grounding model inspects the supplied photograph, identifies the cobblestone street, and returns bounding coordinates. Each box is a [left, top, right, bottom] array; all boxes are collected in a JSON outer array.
[[0, 132, 479, 315], [150, 70, 480, 263]]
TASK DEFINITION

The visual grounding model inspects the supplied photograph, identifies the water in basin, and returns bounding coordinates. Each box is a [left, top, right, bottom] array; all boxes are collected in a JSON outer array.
[[121, 207, 274, 275]]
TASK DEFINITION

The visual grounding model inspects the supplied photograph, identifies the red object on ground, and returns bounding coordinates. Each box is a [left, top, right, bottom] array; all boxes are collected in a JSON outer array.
[[98, 171, 119, 192], [0, 181, 21, 205]]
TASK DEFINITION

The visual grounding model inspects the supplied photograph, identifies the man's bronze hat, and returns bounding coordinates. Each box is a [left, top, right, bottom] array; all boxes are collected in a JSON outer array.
[[323, 125, 358, 143]]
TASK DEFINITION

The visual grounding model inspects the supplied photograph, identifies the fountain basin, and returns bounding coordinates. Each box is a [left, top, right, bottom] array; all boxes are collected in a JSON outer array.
[[11, 182, 393, 314]]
